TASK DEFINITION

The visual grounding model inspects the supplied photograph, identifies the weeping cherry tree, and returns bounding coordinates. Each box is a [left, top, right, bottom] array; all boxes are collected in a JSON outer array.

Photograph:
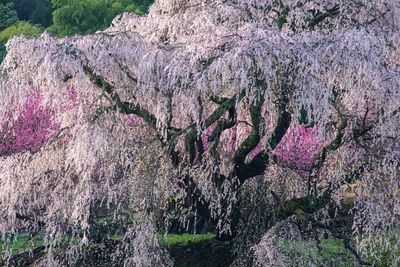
[[0, 0, 399, 265]]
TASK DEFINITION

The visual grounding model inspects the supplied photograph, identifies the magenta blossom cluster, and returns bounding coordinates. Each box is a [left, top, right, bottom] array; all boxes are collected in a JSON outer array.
[[0, 89, 60, 157], [274, 124, 325, 177]]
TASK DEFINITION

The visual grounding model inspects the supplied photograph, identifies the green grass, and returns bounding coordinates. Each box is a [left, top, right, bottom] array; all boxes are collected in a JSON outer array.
[[2, 228, 398, 267], [109, 234, 124, 241], [1, 231, 216, 258], [159, 233, 216, 247], [108, 232, 217, 248], [0, 230, 84, 259], [278, 238, 357, 266], [279, 232, 400, 267], [359, 229, 400, 267], [0, 232, 45, 257]]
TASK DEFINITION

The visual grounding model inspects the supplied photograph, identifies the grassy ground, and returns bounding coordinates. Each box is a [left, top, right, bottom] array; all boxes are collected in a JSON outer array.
[[0, 231, 215, 253], [359, 229, 400, 267], [279, 238, 357, 266], [0, 231, 221, 266], [0, 232, 44, 258], [278, 230, 400, 266], [2, 229, 398, 266]]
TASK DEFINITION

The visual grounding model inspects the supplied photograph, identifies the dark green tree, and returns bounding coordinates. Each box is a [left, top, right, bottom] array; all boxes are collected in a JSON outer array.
[[30, 0, 53, 28], [1, 0, 53, 29], [0, 1, 18, 63], [0, 1, 18, 32], [8, 0, 35, 21]]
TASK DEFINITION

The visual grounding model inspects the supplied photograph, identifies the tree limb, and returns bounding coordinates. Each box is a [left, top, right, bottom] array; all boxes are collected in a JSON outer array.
[[235, 89, 291, 183], [312, 116, 348, 171]]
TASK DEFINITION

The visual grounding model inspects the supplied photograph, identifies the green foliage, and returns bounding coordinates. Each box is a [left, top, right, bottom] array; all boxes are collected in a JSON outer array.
[[0, 21, 44, 42], [30, 0, 54, 28], [0, 2, 18, 32], [7, 0, 35, 21], [50, 0, 153, 37], [0, 43, 5, 63], [3, 0, 53, 28], [0, 231, 217, 264], [0, 1, 48, 64], [0, 0, 154, 62], [0, 21, 44, 64]]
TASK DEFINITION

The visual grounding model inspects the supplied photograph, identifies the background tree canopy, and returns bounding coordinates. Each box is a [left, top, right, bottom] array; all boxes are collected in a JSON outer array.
[[0, 21, 43, 42], [0, 20, 43, 60], [0, 1, 18, 32], [0, 1, 18, 62], [50, 0, 152, 36], [4, 0, 53, 27], [0, 0, 399, 266], [0, 0, 153, 62], [0, 0, 51, 62]]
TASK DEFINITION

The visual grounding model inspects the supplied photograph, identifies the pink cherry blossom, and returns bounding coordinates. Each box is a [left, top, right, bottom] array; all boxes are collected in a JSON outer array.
[[0, 89, 59, 156], [275, 124, 325, 178]]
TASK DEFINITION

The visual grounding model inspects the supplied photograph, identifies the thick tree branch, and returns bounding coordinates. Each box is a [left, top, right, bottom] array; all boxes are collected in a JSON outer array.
[[207, 102, 236, 161], [391, 106, 400, 117], [276, 184, 333, 218], [203, 91, 245, 130], [208, 93, 229, 105], [235, 90, 291, 183], [237, 151, 270, 183], [185, 129, 197, 163], [83, 65, 162, 132], [233, 91, 265, 166], [183, 91, 245, 164], [16, 213, 45, 228], [268, 110, 291, 150], [309, 5, 339, 28], [121, 102, 158, 130], [84, 64, 249, 167], [312, 117, 348, 171]]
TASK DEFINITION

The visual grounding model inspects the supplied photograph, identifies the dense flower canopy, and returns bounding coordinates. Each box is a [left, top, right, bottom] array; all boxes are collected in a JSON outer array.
[[0, 0, 399, 265]]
